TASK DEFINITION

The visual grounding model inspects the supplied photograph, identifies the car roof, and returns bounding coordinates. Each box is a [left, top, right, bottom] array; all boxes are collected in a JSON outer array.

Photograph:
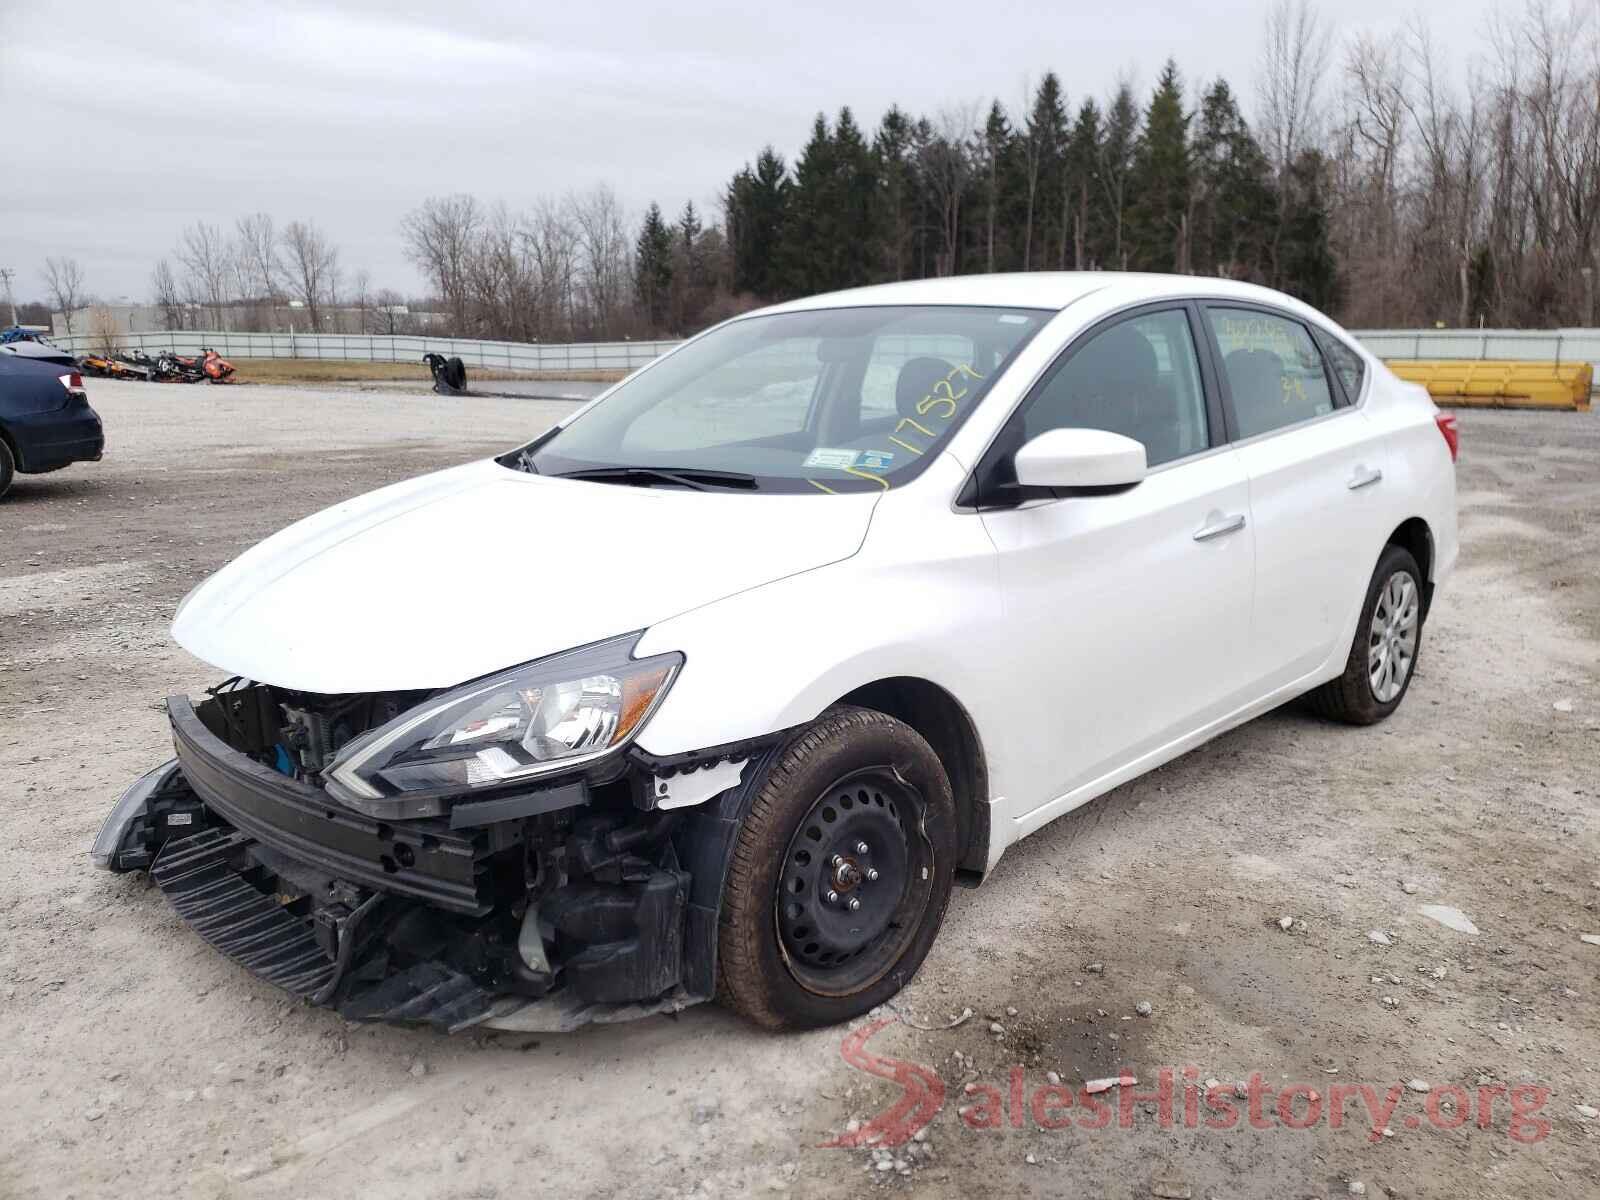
[[760, 271, 1329, 324]]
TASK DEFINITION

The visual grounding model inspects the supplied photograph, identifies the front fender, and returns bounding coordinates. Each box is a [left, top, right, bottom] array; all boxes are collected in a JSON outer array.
[[633, 457, 1017, 824]]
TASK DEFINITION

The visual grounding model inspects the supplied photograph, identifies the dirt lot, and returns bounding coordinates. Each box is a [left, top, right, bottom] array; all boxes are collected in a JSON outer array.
[[2, 382, 1597, 1200]]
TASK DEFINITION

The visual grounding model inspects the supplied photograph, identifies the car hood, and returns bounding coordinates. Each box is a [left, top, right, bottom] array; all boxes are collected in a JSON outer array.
[[172, 458, 880, 693]]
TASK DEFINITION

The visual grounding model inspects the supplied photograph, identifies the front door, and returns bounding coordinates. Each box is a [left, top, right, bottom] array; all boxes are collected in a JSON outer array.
[[977, 306, 1256, 832]]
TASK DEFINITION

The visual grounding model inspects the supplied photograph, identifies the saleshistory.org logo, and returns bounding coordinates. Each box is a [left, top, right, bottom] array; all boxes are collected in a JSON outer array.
[[821, 1019, 1552, 1149]]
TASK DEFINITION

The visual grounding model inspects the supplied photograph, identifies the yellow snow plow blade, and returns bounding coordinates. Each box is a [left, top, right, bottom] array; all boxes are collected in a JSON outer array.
[[1386, 359, 1592, 411]]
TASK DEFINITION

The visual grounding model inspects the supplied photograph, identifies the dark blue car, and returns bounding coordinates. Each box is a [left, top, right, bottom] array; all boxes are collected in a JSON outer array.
[[0, 354, 105, 498]]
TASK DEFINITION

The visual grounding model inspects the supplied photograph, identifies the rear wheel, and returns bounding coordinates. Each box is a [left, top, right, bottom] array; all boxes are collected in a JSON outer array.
[[0, 438, 15, 499], [717, 705, 957, 1029], [1307, 544, 1424, 725]]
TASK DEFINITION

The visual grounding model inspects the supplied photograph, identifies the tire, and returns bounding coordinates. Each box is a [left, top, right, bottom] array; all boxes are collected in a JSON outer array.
[[0, 437, 15, 500], [1307, 543, 1424, 725], [717, 705, 958, 1029]]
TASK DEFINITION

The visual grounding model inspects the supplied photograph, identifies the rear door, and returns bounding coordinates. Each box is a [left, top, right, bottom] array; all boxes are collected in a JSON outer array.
[[1201, 304, 1392, 689], [975, 304, 1256, 826]]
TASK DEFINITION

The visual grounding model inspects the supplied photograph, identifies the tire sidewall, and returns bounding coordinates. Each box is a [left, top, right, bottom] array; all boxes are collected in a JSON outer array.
[[0, 439, 15, 499], [726, 711, 957, 1028], [1356, 545, 1423, 718]]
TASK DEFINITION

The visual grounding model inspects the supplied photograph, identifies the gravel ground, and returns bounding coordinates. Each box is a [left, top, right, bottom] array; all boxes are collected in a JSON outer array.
[[1, 382, 1597, 1200]]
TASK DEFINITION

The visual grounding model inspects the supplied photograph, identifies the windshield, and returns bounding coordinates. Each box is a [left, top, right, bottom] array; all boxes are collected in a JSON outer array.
[[518, 305, 1051, 493]]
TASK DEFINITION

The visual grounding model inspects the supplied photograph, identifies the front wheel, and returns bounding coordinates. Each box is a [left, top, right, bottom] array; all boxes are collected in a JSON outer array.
[[0, 438, 15, 499], [717, 705, 957, 1029], [1307, 543, 1424, 725]]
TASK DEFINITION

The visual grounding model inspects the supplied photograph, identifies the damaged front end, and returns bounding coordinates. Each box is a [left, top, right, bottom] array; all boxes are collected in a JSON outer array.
[[95, 649, 768, 1033]]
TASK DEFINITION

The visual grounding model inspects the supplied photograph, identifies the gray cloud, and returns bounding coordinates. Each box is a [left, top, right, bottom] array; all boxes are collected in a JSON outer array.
[[2, 0, 1501, 302]]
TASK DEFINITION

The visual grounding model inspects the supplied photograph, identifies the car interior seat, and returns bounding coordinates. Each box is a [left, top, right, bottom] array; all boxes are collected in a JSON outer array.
[[894, 356, 957, 424], [1224, 348, 1287, 438], [1029, 325, 1178, 464]]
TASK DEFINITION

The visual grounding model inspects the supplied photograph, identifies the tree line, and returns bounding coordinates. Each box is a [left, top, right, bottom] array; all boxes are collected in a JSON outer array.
[[720, 0, 1600, 331], [414, 0, 1600, 340], [29, 0, 1600, 341], [396, 187, 740, 343], [720, 67, 1335, 310]]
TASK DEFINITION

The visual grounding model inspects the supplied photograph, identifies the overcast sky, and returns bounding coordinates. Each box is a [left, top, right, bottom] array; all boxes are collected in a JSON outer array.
[[3, 0, 1506, 305]]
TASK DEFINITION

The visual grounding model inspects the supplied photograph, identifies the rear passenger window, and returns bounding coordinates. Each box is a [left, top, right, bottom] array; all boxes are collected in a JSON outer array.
[[1317, 332, 1367, 402], [1208, 308, 1336, 439]]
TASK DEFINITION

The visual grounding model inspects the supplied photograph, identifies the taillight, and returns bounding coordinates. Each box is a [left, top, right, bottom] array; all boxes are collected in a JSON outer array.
[[58, 371, 84, 392], [1434, 411, 1459, 463]]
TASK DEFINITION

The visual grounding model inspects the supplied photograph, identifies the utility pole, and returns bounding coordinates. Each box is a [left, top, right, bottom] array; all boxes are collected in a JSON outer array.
[[0, 267, 17, 327]]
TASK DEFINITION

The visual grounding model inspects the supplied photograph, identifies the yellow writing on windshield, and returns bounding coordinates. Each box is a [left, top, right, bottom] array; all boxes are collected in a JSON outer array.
[[805, 361, 983, 494]]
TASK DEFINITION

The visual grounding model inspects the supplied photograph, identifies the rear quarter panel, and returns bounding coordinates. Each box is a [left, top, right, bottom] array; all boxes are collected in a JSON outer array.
[[1363, 364, 1460, 588]]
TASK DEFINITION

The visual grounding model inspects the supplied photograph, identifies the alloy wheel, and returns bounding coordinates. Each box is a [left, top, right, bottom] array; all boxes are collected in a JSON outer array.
[[1368, 569, 1420, 703]]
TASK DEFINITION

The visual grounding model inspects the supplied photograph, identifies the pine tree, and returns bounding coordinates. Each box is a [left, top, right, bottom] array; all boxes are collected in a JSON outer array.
[[634, 202, 674, 331], [679, 201, 703, 260], [725, 147, 789, 299], [1065, 100, 1102, 269], [1099, 84, 1140, 269], [1279, 149, 1339, 310], [1022, 74, 1069, 269], [832, 107, 878, 288], [979, 101, 1012, 273], [671, 201, 707, 331], [872, 107, 918, 282], [781, 114, 839, 295], [1128, 60, 1192, 272], [1191, 80, 1276, 280]]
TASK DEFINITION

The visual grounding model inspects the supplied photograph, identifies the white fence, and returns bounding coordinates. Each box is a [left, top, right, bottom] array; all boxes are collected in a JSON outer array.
[[44, 326, 1600, 378], [1351, 327, 1600, 368], [46, 330, 678, 373]]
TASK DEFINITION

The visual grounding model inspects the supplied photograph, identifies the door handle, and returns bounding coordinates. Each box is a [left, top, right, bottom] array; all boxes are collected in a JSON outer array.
[[1193, 513, 1247, 542], [1347, 466, 1383, 490]]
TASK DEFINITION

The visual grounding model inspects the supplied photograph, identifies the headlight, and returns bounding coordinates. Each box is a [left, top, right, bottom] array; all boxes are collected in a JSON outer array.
[[325, 634, 681, 818]]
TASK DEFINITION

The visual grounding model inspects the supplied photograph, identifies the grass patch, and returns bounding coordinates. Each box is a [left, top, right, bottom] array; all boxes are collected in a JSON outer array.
[[230, 359, 629, 385]]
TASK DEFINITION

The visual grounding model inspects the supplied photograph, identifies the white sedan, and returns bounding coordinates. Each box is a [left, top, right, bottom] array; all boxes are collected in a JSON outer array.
[[96, 273, 1458, 1032]]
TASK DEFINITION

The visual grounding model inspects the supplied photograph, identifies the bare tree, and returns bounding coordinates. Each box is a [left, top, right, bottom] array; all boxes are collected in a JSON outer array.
[[1335, 32, 1410, 322], [371, 289, 413, 335], [567, 186, 631, 338], [1258, 0, 1330, 286], [280, 220, 341, 329], [41, 256, 87, 335], [524, 198, 579, 339], [176, 222, 233, 330], [1401, 19, 1483, 327], [1258, 0, 1329, 177], [87, 305, 122, 355], [920, 104, 981, 277], [151, 258, 185, 331], [351, 268, 374, 333], [233, 212, 281, 329], [400, 195, 482, 334]]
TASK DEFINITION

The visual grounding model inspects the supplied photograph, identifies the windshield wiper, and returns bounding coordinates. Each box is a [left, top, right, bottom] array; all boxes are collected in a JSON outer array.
[[555, 466, 760, 491], [496, 426, 560, 475]]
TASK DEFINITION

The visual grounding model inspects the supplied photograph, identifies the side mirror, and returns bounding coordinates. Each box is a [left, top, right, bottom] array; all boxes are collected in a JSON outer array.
[[1013, 427, 1147, 491]]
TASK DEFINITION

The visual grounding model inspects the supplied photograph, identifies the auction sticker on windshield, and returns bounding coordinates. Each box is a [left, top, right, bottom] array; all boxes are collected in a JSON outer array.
[[803, 448, 868, 471]]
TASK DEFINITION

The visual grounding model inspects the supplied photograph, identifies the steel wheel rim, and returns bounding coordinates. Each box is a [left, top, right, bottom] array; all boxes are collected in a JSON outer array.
[[774, 767, 935, 997], [1368, 569, 1419, 703]]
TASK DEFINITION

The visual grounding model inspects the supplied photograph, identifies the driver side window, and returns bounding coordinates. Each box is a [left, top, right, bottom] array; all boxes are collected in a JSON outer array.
[[1020, 308, 1209, 467]]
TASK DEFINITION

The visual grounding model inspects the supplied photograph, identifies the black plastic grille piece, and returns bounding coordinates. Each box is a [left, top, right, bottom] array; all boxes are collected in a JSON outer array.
[[151, 828, 336, 998], [337, 961, 496, 1032]]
